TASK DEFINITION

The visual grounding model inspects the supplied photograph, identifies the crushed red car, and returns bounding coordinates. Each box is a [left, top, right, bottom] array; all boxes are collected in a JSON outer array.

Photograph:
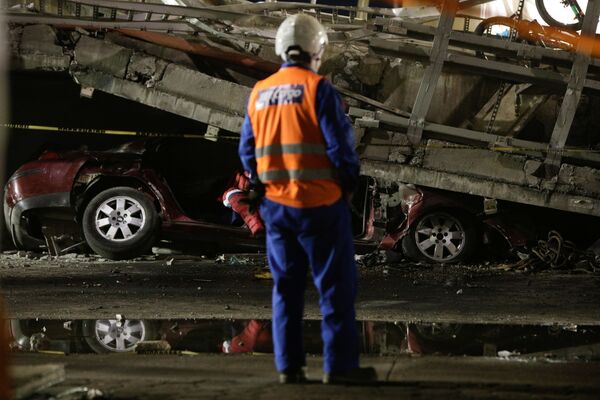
[[3, 139, 379, 260], [6, 138, 591, 263]]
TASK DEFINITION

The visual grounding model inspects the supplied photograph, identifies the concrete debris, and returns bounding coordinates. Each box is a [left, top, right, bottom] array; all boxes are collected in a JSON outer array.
[[126, 52, 169, 88], [499, 231, 599, 273], [74, 35, 133, 78], [157, 63, 250, 115], [215, 254, 266, 265], [20, 25, 63, 57], [357, 251, 385, 267], [152, 247, 182, 256], [497, 350, 520, 358], [356, 56, 387, 86], [14, 24, 70, 71], [136, 340, 172, 354]]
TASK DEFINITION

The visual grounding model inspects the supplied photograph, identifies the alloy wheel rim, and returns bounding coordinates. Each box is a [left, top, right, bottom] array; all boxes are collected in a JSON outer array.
[[93, 319, 146, 352], [94, 196, 146, 242], [414, 212, 466, 262]]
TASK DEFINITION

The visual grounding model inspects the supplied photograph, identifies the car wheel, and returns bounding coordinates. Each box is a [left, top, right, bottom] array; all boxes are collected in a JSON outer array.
[[82, 187, 159, 260], [401, 210, 478, 264], [81, 319, 158, 353]]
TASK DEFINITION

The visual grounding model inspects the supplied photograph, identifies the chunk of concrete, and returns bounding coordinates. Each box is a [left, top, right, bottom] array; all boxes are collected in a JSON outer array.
[[422, 140, 528, 185], [356, 56, 386, 86], [126, 52, 168, 86], [557, 164, 600, 196], [361, 145, 390, 161], [13, 25, 70, 71], [524, 159, 543, 187], [157, 63, 250, 115], [15, 54, 70, 71], [106, 32, 197, 70], [75, 36, 133, 78], [20, 25, 62, 57]]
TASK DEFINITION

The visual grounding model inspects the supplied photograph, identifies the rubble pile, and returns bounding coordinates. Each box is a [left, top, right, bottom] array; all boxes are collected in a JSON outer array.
[[500, 231, 600, 273]]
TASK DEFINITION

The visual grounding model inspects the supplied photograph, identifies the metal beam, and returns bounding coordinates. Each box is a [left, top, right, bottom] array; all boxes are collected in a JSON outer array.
[[374, 18, 600, 68], [369, 37, 600, 91], [545, 0, 600, 170], [5, 13, 197, 32], [356, 0, 370, 21], [406, 0, 457, 145], [349, 107, 600, 165], [67, 0, 282, 25]]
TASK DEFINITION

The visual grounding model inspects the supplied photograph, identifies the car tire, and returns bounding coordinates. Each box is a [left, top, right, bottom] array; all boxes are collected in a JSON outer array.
[[401, 210, 479, 264], [81, 319, 159, 354], [82, 187, 159, 260]]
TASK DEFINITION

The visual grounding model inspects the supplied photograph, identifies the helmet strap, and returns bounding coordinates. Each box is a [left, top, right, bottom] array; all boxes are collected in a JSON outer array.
[[285, 46, 311, 64]]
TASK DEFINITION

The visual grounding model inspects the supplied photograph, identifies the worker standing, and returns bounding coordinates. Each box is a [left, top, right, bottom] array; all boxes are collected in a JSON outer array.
[[239, 14, 376, 384]]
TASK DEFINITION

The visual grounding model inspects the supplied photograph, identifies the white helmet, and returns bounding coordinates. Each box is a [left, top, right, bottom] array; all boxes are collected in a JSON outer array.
[[275, 14, 328, 70]]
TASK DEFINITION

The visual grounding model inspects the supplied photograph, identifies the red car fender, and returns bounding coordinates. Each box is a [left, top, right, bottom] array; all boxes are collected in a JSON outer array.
[[5, 156, 89, 207], [75, 165, 193, 224]]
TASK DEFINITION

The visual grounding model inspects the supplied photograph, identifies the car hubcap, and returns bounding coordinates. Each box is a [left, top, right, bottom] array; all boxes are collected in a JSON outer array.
[[94, 319, 147, 352], [414, 213, 466, 262], [95, 196, 146, 242]]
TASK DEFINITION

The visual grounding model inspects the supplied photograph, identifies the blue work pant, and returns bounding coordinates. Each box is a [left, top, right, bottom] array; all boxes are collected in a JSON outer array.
[[260, 197, 359, 373]]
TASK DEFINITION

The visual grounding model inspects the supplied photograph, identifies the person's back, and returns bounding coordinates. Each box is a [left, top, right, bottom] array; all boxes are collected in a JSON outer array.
[[238, 14, 377, 385], [247, 65, 341, 208]]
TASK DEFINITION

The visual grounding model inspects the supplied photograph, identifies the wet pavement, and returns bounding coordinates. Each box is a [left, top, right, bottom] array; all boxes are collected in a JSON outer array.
[[8, 318, 600, 359], [2, 251, 600, 398], [0, 253, 599, 325], [8, 352, 600, 400], [7, 318, 600, 399]]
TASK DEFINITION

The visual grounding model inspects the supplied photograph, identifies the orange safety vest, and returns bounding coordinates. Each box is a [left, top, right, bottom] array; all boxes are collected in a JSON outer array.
[[247, 66, 341, 208]]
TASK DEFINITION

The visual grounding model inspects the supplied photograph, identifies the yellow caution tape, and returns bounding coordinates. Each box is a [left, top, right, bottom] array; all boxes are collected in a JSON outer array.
[[6, 123, 600, 154], [179, 350, 200, 356], [2, 123, 241, 141], [254, 271, 272, 280], [36, 350, 66, 356]]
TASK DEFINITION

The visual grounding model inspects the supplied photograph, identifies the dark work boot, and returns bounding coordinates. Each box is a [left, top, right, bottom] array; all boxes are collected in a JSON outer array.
[[322, 367, 378, 385], [278, 367, 308, 384]]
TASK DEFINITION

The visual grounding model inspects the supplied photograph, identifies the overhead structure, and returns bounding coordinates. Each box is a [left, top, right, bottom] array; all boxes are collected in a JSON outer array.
[[6, 0, 600, 218]]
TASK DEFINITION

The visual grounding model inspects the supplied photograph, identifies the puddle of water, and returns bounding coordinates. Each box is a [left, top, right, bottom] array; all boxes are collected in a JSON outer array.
[[5, 319, 600, 360]]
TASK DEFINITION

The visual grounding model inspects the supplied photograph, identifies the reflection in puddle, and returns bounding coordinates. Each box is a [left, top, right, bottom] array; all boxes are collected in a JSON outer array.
[[7, 319, 600, 360]]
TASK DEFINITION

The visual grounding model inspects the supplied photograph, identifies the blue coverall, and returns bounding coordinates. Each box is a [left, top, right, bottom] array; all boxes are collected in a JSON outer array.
[[239, 63, 361, 374]]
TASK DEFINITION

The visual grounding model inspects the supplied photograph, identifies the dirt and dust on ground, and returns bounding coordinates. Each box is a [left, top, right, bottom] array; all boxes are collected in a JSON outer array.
[[0, 245, 599, 323]]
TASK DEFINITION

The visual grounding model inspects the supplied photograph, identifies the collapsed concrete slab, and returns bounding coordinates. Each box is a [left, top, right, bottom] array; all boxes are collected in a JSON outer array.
[[156, 63, 249, 117], [9, 25, 250, 133], [12, 25, 70, 71], [71, 36, 250, 132], [75, 35, 133, 79]]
